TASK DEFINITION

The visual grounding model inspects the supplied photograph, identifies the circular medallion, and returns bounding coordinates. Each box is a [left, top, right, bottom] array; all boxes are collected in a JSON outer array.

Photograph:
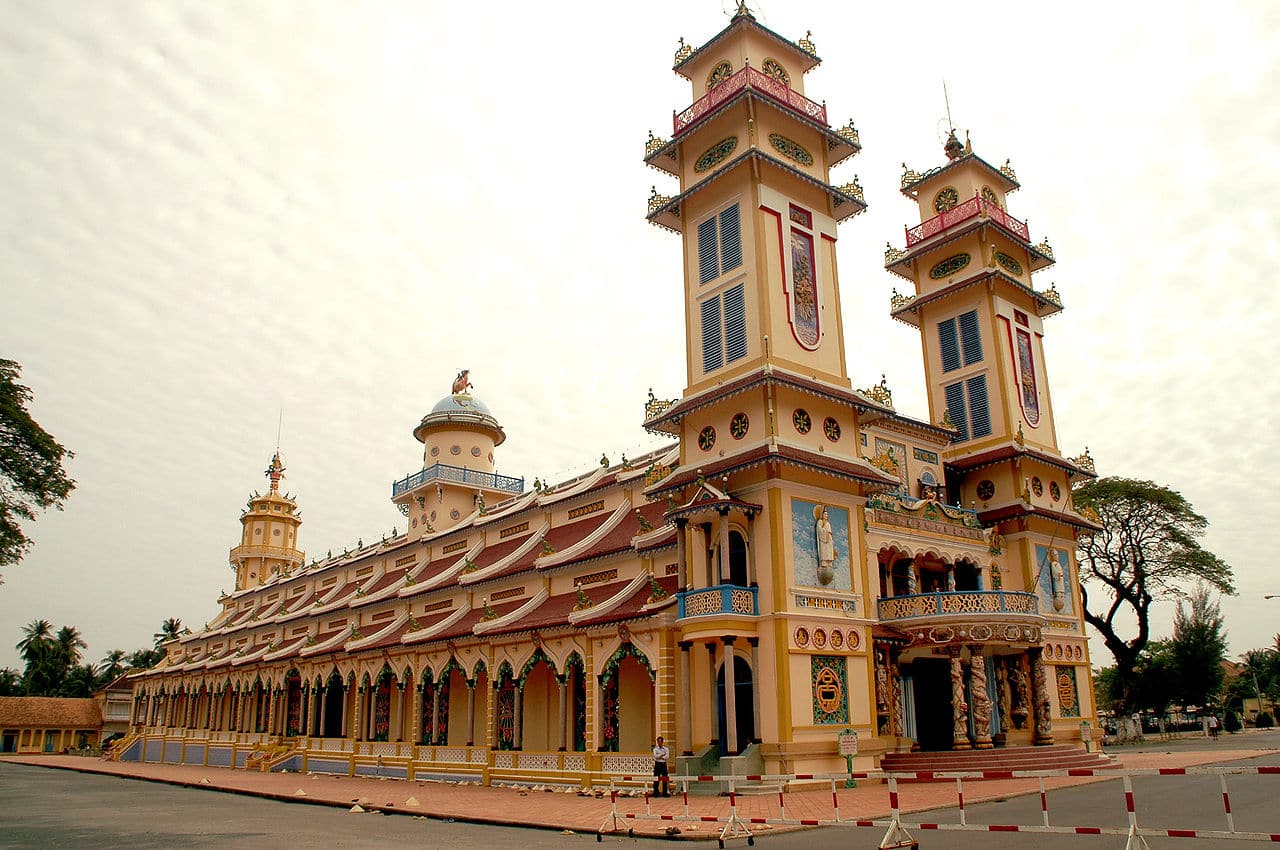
[[1050, 481, 1061, 502], [847, 629, 861, 649], [729, 412, 749, 440], [994, 250, 1023, 276], [694, 136, 739, 173], [1032, 477, 1044, 497], [412, 518, 418, 528], [823, 417, 841, 442], [981, 186, 1002, 208], [813, 628, 828, 649], [697, 426, 717, 451], [976, 480, 995, 500], [933, 187, 959, 212], [830, 629, 844, 649], [450, 445, 461, 455], [929, 253, 971, 279], [471, 446, 481, 457], [792, 409, 812, 434], [706, 61, 732, 90], [794, 627, 810, 648], [430, 446, 440, 457], [1057, 671, 1077, 712], [971, 624, 993, 641], [761, 58, 789, 85]]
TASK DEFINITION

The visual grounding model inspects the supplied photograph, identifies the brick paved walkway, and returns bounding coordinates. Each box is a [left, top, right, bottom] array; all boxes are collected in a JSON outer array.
[[2, 745, 1272, 840]]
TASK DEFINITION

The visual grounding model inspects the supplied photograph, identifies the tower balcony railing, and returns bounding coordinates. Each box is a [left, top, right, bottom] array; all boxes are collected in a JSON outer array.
[[674, 66, 827, 136], [677, 583, 759, 618], [904, 196, 1029, 248], [877, 590, 1039, 622], [391, 463, 524, 499]]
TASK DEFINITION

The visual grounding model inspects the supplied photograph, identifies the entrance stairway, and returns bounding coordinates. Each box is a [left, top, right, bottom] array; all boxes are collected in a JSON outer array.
[[880, 743, 1116, 778]]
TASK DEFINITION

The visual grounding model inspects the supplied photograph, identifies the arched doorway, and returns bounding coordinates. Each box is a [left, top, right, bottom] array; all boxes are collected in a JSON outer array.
[[322, 672, 344, 737], [728, 530, 748, 586], [284, 672, 303, 736], [715, 654, 754, 754]]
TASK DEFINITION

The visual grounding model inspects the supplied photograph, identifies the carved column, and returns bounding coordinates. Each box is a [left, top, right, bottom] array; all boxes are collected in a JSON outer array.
[[722, 637, 738, 754], [969, 647, 993, 749], [513, 682, 524, 750], [949, 647, 970, 750], [678, 641, 693, 755], [556, 675, 568, 751], [874, 648, 890, 735], [1029, 647, 1055, 745], [674, 518, 689, 592], [890, 649, 904, 737], [465, 681, 476, 747], [994, 659, 1010, 741], [748, 638, 760, 743], [1010, 657, 1030, 730], [410, 680, 423, 745]]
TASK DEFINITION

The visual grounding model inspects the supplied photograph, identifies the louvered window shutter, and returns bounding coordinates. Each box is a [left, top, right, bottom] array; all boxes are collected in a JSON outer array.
[[938, 318, 960, 372], [723, 283, 747, 363], [959, 310, 983, 365], [698, 217, 719, 284], [719, 205, 743, 273], [701, 295, 724, 372], [944, 381, 968, 441], [966, 374, 992, 437]]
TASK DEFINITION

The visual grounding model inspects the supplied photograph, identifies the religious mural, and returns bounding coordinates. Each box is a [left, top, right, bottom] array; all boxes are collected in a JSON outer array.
[[1015, 328, 1040, 426], [789, 225, 819, 347], [1034, 545, 1072, 615], [791, 499, 851, 591]]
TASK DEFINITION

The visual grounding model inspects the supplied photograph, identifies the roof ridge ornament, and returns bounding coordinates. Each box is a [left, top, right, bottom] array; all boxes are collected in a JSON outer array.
[[797, 29, 816, 54]]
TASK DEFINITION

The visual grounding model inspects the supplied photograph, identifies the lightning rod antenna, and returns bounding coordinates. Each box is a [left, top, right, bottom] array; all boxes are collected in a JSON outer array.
[[943, 80, 954, 132]]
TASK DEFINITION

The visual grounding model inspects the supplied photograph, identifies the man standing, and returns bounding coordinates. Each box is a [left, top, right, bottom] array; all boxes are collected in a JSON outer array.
[[652, 736, 670, 797]]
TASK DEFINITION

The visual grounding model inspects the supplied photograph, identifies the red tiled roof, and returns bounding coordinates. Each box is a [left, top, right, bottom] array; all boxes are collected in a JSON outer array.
[[652, 444, 897, 495], [0, 697, 102, 728], [580, 575, 678, 626], [431, 599, 525, 642], [467, 534, 528, 570], [488, 579, 633, 637], [360, 567, 407, 596], [555, 502, 669, 569]]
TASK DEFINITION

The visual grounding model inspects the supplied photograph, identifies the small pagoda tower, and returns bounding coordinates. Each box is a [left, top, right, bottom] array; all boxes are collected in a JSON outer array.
[[229, 452, 305, 590], [391, 371, 523, 536]]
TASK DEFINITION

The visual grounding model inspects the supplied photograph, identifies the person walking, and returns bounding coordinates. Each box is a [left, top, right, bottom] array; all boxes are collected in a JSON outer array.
[[1208, 714, 1219, 739], [652, 736, 671, 797]]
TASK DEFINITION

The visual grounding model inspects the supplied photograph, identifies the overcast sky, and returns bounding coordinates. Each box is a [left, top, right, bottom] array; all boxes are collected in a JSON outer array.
[[2, 1, 1277, 673]]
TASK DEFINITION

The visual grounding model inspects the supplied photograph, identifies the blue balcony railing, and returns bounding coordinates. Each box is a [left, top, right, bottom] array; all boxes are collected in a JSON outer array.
[[391, 463, 524, 499], [876, 590, 1038, 622], [677, 584, 758, 619]]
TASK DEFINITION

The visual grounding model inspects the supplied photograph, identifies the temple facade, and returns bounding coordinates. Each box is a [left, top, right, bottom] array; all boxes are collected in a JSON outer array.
[[121, 8, 1100, 784]]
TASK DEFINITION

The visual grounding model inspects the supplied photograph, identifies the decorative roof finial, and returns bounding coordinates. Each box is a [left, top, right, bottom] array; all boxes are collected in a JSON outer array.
[[451, 369, 472, 395], [265, 452, 285, 493], [944, 129, 964, 161], [734, 0, 754, 19]]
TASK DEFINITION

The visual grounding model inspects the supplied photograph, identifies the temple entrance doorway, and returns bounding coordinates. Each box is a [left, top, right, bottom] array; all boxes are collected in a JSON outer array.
[[909, 658, 953, 751], [715, 655, 754, 754], [321, 675, 344, 737]]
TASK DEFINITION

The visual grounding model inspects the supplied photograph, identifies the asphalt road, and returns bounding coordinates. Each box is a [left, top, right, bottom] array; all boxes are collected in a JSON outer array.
[[2, 733, 1277, 850]]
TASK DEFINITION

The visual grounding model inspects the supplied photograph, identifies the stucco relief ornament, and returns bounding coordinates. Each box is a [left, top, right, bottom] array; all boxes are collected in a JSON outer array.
[[1033, 657, 1054, 740], [951, 654, 969, 742], [970, 655, 991, 731], [814, 504, 836, 586], [1011, 663, 1031, 729]]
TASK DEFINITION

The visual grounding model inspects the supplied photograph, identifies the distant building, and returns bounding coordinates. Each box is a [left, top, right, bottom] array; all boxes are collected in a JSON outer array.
[[124, 8, 1099, 782], [0, 697, 102, 753]]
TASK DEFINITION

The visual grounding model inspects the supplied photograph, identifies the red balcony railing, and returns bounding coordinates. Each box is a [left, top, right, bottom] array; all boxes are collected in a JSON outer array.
[[673, 66, 827, 136], [904, 196, 1030, 248]]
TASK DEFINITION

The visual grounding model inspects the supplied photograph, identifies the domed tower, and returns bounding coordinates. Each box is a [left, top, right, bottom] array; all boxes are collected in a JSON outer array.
[[229, 452, 305, 590], [391, 371, 524, 535]]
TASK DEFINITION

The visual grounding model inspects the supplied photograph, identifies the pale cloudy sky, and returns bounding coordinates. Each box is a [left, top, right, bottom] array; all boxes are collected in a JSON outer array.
[[2, 1, 1277, 672]]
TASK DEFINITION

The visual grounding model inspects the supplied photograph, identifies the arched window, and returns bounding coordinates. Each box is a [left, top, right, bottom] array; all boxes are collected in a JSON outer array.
[[728, 530, 748, 586]]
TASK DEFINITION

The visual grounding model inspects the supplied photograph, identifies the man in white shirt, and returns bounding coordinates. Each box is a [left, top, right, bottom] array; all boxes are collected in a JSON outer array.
[[652, 736, 671, 797]]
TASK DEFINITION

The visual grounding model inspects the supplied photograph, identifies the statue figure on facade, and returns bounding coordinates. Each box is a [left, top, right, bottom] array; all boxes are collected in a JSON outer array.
[[874, 649, 890, 715], [995, 658, 1012, 732], [814, 504, 836, 586], [1031, 650, 1054, 743], [951, 652, 970, 747], [452, 369, 472, 395], [969, 652, 992, 743]]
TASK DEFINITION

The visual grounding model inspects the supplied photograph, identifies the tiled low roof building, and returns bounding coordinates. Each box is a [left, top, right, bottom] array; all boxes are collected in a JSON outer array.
[[0, 697, 103, 754]]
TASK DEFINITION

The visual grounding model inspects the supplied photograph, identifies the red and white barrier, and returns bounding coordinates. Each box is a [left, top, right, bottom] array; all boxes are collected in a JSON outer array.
[[595, 765, 1280, 847]]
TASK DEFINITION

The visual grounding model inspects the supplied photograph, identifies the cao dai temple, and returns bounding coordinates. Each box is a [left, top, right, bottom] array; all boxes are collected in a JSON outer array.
[[120, 8, 1106, 783]]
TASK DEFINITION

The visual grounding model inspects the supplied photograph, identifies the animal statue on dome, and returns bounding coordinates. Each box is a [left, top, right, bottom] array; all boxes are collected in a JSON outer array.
[[452, 369, 472, 395]]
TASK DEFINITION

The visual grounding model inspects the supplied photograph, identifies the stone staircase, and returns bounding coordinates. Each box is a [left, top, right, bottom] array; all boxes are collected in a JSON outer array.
[[880, 743, 1116, 779]]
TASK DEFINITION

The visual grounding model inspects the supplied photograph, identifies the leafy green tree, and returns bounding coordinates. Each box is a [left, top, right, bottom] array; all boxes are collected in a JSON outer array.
[[0, 359, 76, 578], [1131, 640, 1177, 715], [0, 667, 21, 696], [153, 618, 182, 649], [126, 647, 161, 670], [1168, 584, 1228, 708], [59, 662, 99, 698], [1073, 477, 1234, 711], [1093, 666, 1123, 713]]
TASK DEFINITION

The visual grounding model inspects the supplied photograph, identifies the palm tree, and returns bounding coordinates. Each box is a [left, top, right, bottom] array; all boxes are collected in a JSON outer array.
[[99, 649, 127, 682], [16, 619, 55, 695], [60, 662, 99, 698], [0, 667, 21, 696], [153, 618, 182, 649], [54, 625, 87, 668], [127, 647, 160, 670]]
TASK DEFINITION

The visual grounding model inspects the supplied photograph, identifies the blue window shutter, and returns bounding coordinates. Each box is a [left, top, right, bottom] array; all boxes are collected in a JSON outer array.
[[938, 318, 960, 372], [959, 310, 983, 365], [944, 381, 968, 440], [701, 295, 723, 372], [723, 283, 747, 363], [966, 374, 991, 437], [698, 217, 719, 284], [719, 204, 742, 273]]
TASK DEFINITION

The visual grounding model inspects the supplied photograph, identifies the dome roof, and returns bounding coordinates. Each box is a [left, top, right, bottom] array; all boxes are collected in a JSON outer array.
[[414, 392, 506, 445]]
